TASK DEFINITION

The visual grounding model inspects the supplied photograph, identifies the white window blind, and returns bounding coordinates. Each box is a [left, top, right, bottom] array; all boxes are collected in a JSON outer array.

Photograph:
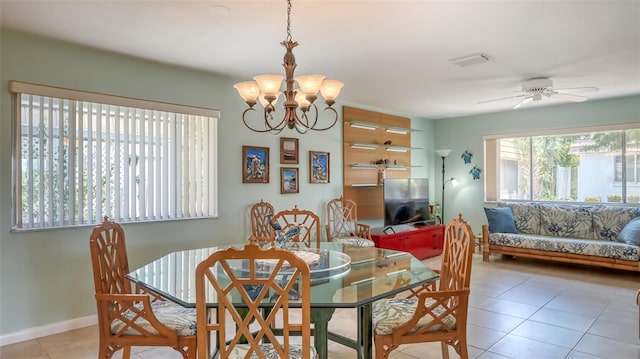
[[10, 81, 219, 230]]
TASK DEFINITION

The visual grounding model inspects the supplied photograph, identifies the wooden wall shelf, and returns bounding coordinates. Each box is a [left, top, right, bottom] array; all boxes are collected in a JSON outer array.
[[342, 106, 415, 219]]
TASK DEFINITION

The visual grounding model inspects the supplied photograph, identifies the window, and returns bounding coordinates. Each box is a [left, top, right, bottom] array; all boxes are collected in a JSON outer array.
[[485, 126, 640, 204], [11, 81, 219, 230]]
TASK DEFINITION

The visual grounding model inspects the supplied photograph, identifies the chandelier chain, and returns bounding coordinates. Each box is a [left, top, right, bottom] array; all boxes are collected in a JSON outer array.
[[286, 0, 292, 42]]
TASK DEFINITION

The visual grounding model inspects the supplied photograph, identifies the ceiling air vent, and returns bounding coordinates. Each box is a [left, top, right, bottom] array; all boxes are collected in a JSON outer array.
[[449, 53, 492, 67]]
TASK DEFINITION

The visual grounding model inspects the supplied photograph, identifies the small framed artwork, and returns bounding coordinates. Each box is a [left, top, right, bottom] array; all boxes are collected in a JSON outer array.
[[280, 167, 299, 194], [309, 151, 330, 183], [280, 137, 299, 164], [242, 146, 269, 183]]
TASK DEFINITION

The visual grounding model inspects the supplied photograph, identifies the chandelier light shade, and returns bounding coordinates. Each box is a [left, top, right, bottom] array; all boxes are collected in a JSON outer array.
[[234, 0, 344, 134]]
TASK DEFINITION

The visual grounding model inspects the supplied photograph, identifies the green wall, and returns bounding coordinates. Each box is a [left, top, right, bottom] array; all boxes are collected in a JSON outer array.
[[0, 30, 439, 337], [432, 95, 640, 231]]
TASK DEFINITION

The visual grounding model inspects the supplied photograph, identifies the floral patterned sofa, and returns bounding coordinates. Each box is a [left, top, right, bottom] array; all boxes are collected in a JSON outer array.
[[482, 202, 640, 271]]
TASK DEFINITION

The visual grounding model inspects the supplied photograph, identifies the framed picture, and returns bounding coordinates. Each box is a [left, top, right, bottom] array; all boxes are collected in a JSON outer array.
[[280, 137, 299, 164], [280, 167, 299, 194], [309, 151, 330, 183], [242, 146, 269, 183]]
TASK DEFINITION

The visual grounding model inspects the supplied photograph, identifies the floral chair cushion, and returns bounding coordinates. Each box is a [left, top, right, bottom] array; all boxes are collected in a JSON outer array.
[[332, 236, 375, 247], [229, 343, 317, 359], [540, 205, 594, 239], [111, 299, 197, 336], [372, 298, 455, 336], [500, 202, 542, 235], [592, 206, 640, 241]]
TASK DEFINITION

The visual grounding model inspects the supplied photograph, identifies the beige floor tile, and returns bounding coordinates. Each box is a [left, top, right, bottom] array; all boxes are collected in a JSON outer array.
[[488, 334, 571, 358], [573, 333, 640, 358], [564, 350, 605, 358], [480, 298, 540, 319], [528, 307, 597, 332], [587, 316, 639, 345], [496, 282, 561, 307], [476, 351, 515, 359], [510, 320, 584, 348], [467, 308, 525, 333], [467, 324, 508, 350], [0, 339, 49, 359]]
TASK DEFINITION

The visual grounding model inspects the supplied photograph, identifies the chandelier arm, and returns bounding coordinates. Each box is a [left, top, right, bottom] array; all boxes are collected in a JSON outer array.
[[242, 108, 285, 134], [305, 106, 339, 132]]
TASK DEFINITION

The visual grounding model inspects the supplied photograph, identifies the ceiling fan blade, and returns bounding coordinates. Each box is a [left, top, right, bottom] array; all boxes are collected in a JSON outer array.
[[550, 92, 589, 102], [513, 96, 533, 109], [478, 94, 527, 104], [555, 86, 599, 93]]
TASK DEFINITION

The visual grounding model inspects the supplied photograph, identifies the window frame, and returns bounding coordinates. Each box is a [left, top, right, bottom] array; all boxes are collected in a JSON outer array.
[[10, 81, 220, 231], [484, 123, 640, 204]]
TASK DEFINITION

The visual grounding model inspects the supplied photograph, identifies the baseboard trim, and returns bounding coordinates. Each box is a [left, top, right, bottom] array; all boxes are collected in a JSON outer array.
[[0, 315, 97, 347]]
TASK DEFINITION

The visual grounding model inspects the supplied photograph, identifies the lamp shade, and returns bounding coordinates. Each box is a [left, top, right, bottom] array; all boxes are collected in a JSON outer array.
[[320, 79, 344, 101], [233, 81, 260, 103], [253, 74, 284, 96], [295, 74, 325, 96], [294, 91, 310, 111], [436, 149, 452, 158]]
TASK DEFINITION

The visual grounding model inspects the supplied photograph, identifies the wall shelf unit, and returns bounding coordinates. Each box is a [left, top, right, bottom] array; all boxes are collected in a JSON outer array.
[[343, 106, 419, 219]]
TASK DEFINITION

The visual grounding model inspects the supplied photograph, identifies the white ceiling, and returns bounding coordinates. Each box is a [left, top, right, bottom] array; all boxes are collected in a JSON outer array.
[[1, 0, 639, 119]]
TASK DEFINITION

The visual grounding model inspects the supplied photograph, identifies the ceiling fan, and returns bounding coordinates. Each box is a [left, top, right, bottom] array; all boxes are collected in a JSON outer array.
[[479, 77, 599, 109]]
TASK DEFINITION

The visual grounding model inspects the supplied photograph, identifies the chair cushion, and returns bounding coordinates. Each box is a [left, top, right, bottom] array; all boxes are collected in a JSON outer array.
[[484, 207, 517, 234], [111, 299, 197, 336], [617, 216, 640, 246], [372, 298, 456, 336], [333, 236, 375, 247], [229, 343, 317, 359]]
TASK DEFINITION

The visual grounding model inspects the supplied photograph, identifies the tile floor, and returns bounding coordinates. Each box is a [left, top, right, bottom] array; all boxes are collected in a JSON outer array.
[[2, 253, 639, 359]]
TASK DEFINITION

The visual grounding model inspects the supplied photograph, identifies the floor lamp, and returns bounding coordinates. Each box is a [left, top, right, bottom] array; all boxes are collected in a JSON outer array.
[[435, 149, 458, 223]]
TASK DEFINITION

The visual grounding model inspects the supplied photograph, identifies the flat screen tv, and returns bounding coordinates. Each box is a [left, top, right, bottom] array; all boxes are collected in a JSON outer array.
[[383, 178, 432, 227]]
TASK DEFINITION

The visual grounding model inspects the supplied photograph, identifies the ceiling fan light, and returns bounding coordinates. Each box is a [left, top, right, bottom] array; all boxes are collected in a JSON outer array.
[[253, 74, 284, 96], [295, 74, 325, 96], [233, 81, 260, 103], [320, 79, 344, 102]]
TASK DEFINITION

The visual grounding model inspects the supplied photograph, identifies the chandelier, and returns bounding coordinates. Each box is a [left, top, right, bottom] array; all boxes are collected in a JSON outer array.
[[233, 0, 344, 134]]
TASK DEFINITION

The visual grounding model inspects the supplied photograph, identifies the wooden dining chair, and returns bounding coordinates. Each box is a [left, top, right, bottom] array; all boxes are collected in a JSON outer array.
[[271, 205, 322, 248], [326, 196, 375, 247], [195, 242, 317, 359], [89, 217, 197, 359], [372, 213, 474, 359], [250, 199, 275, 243]]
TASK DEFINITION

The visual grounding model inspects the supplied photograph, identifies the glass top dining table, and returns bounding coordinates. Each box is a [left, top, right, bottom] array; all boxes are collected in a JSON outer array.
[[127, 242, 439, 359]]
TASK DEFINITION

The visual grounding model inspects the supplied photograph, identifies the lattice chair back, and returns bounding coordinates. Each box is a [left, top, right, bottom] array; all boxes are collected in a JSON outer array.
[[439, 214, 474, 292], [89, 217, 197, 359], [372, 213, 474, 359], [271, 205, 321, 248], [250, 199, 275, 243], [195, 243, 316, 359], [326, 196, 374, 246]]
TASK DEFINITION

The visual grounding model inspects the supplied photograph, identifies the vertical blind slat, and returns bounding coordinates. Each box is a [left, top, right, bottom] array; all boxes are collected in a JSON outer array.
[[14, 89, 217, 229]]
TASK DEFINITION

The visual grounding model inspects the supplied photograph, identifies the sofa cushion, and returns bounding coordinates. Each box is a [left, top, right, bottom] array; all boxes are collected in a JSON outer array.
[[488, 233, 640, 261], [618, 217, 640, 246], [484, 207, 517, 233], [500, 202, 541, 235], [539, 204, 594, 240], [593, 206, 640, 241]]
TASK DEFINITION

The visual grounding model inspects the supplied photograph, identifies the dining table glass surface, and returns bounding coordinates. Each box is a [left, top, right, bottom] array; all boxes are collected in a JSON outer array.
[[127, 242, 437, 309]]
